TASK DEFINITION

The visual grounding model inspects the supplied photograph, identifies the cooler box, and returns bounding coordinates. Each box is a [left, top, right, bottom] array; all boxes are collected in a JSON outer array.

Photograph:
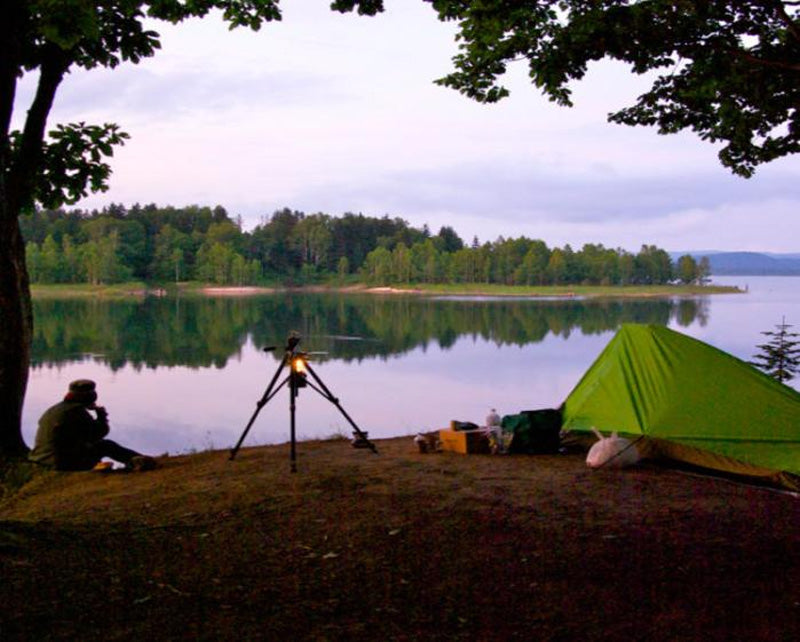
[[438, 428, 491, 454]]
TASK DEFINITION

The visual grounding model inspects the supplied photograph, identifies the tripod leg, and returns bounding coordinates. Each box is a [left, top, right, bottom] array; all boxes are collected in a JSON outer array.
[[229, 359, 289, 460], [304, 362, 378, 454], [289, 372, 298, 473]]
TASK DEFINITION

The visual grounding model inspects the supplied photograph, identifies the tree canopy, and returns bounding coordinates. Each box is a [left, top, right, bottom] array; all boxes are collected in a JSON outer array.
[[337, 0, 800, 177]]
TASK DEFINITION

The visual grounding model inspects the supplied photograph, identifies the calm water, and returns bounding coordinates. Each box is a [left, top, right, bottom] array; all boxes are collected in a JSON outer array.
[[22, 277, 799, 455]]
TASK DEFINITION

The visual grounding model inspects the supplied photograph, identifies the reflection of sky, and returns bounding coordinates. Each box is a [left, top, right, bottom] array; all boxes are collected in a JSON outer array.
[[22, 277, 799, 455], [674, 276, 800, 366], [23, 333, 610, 455], [22, 333, 611, 456]]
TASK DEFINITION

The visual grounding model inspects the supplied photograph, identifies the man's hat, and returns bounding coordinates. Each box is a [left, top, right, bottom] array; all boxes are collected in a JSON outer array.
[[66, 379, 97, 404]]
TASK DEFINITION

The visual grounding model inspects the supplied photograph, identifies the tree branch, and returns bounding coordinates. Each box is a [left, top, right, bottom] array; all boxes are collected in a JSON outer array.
[[7, 43, 70, 214], [0, 1, 24, 139], [731, 48, 800, 71], [774, 1, 800, 43], [0, 0, 26, 227]]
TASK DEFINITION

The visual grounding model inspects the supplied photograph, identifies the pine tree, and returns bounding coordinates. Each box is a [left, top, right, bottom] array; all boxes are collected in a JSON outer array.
[[750, 318, 800, 384]]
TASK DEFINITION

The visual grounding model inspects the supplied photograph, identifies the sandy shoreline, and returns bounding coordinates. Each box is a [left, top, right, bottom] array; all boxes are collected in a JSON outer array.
[[194, 284, 738, 298], [199, 286, 278, 295], [29, 282, 744, 300], [199, 285, 425, 296]]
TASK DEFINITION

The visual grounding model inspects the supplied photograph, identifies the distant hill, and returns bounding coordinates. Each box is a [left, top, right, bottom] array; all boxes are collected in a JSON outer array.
[[669, 251, 800, 276]]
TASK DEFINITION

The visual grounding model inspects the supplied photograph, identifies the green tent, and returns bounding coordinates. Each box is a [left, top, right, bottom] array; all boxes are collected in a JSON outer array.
[[562, 324, 800, 489]]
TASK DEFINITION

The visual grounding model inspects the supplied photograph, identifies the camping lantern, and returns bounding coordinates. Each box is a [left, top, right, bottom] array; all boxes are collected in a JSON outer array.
[[291, 355, 308, 388]]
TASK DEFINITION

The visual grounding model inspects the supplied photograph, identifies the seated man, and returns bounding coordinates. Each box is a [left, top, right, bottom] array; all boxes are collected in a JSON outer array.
[[29, 379, 158, 472]]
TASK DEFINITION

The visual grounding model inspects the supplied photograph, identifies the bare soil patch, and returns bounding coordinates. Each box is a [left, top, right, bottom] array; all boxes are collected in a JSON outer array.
[[2, 437, 798, 641]]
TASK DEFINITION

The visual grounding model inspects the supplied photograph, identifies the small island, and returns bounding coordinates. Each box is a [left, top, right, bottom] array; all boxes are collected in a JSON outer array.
[[29, 280, 744, 300], [23, 205, 733, 299]]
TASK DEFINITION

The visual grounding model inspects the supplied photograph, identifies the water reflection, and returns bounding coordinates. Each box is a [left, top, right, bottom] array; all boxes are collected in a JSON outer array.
[[24, 293, 714, 454], [31, 293, 709, 369]]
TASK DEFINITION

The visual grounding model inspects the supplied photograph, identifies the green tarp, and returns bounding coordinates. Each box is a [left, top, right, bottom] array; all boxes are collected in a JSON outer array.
[[562, 324, 800, 487]]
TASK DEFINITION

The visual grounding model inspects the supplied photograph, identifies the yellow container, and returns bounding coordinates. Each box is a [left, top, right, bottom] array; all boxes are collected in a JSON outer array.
[[438, 428, 490, 454]]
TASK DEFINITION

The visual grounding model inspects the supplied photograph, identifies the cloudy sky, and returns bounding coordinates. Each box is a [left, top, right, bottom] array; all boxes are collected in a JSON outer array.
[[14, 1, 800, 253]]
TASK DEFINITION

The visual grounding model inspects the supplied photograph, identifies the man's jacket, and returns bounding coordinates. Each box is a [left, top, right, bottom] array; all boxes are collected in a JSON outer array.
[[29, 401, 109, 468]]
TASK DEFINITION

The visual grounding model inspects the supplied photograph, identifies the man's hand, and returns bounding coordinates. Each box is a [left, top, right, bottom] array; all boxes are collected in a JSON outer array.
[[95, 406, 108, 421]]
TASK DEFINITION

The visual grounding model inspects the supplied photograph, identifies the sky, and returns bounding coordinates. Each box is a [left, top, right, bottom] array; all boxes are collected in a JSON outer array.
[[13, 1, 800, 253]]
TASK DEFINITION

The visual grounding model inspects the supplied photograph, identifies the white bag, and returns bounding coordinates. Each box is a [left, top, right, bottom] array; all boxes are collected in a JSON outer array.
[[586, 428, 640, 469]]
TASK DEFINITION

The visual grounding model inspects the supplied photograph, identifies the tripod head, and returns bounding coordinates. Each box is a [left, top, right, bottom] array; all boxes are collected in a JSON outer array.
[[285, 331, 301, 355], [263, 331, 306, 360]]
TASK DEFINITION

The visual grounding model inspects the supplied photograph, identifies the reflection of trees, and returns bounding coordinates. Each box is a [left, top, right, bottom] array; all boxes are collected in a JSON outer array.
[[31, 297, 256, 370], [31, 294, 708, 369], [676, 297, 709, 327]]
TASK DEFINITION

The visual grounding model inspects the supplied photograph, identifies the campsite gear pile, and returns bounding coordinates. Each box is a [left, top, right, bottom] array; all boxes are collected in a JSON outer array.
[[433, 410, 563, 455], [416, 324, 800, 490]]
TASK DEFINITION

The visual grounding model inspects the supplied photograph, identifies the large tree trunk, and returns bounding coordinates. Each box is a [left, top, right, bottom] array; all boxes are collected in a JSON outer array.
[[0, 1, 32, 456], [0, 9, 68, 457], [0, 193, 32, 456]]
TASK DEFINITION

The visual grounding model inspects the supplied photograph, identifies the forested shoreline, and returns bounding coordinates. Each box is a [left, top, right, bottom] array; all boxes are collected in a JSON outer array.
[[21, 204, 710, 288]]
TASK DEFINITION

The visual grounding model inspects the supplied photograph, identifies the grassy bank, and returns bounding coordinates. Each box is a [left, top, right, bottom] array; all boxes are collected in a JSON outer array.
[[29, 282, 153, 299], [1, 438, 797, 640], [30, 280, 744, 299]]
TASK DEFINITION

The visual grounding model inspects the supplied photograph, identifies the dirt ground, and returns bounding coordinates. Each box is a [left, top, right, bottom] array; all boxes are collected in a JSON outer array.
[[1, 436, 799, 641]]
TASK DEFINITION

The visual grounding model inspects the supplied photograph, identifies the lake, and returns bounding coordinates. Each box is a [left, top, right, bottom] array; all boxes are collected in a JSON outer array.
[[22, 276, 799, 456]]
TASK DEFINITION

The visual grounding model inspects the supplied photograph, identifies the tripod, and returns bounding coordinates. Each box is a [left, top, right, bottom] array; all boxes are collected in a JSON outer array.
[[229, 332, 378, 471]]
